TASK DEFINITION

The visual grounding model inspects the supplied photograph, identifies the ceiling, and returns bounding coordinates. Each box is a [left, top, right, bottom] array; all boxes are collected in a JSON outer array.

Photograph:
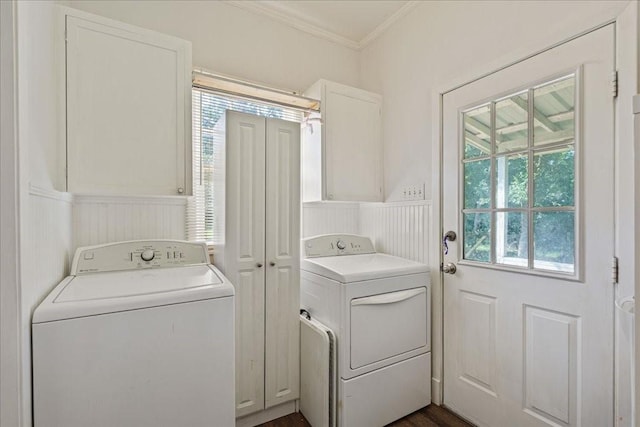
[[226, 1, 417, 50]]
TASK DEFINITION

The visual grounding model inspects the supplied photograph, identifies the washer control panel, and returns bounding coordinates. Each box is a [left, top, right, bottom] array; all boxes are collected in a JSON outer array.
[[72, 240, 209, 275], [303, 234, 375, 258]]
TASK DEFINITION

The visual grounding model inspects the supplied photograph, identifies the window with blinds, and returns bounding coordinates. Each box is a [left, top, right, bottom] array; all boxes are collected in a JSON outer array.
[[188, 88, 303, 244]]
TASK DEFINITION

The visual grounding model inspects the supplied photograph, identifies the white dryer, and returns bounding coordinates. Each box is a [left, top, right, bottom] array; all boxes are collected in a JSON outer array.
[[300, 234, 431, 427], [32, 240, 235, 427]]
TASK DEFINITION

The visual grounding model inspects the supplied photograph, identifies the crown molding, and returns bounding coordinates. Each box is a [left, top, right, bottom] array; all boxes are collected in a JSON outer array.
[[226, 1, 360, 50], [72, 193, 189, 206], [225, 0, 417, 51], [359, 1, 420, 48]]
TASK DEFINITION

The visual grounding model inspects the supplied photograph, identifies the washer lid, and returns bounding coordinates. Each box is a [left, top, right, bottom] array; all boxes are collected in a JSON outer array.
[[33, 265, 234, 323], [300, 253, 429, 283]]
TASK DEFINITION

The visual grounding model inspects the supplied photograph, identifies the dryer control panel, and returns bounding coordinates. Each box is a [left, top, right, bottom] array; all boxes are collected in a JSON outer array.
[[303, 234, 375, 258], [72, 240, 209, 274]]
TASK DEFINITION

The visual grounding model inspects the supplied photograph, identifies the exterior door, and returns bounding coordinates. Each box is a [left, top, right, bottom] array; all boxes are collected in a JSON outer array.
[[442, 25, 615, 427], [265, 118, 301, 408], [226, 111, 266, 417]]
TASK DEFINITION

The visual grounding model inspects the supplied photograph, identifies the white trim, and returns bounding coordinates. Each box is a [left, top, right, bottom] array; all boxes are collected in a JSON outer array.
[[614, 4, 640, 424], [226, 1, 359, 50], [303, 200, 430, 209], [0, 1, 22, 425], [358, 1, 420, 48], [29, 184, 73, 203], [225, 0, 418, 51], [431, 377, 442, 406], [360, 200, 431, 208], [430, 82, 444, 406], [302, 201, 360, 208], [73, 193, 189, 206]]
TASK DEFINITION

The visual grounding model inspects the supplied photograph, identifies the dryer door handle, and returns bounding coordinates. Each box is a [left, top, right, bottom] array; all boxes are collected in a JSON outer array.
[[351, 288, 426, 307]]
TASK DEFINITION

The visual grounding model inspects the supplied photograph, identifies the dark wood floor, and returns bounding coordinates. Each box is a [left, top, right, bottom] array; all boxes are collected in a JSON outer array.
[[258, 405, 474, 427]]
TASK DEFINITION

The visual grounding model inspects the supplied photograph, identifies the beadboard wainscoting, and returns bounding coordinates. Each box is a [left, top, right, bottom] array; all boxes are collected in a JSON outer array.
[[73, 195, 188, 250], [302, 202, 360, 238], [302, 200, 432, 264], [360, 201, 431, 264]]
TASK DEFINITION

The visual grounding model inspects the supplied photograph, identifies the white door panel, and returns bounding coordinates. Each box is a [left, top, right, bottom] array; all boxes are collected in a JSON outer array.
[[66, 15, 189, 195], [323, 84, 382, 201], [226, 111, 266, 417], [443, 25, 614, 427], [265, 118, 301, 409]]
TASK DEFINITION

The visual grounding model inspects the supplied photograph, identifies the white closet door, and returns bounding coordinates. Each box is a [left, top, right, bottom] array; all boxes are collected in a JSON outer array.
[[265, 118, 301, 408], [226, 111, 266, 417]]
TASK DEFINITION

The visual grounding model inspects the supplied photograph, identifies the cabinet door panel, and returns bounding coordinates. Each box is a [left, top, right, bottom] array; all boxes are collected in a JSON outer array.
[[324, 86, 382, 201], [66, 15, 190, 195], [265, 119, 300, 408], [226, 112, 266, 417]]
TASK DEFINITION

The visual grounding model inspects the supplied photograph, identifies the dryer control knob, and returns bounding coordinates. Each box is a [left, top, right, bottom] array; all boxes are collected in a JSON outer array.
[[141, 249, 155, 262], [336, 240, 346, 250]]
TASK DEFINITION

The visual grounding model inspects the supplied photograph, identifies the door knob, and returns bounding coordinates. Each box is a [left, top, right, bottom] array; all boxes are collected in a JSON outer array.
[[256, 263, 263, 268], [269, 261, 276, 267], [441, 262, 457, 274]]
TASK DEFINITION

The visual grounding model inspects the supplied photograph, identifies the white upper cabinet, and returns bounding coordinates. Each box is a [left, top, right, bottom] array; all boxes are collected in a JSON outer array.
[[303, 79, 383, 202], [63, 9, 192, 195]]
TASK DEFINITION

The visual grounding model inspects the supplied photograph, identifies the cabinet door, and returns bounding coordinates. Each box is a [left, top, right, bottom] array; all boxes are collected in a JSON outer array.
[[265, 118, 301, 408], [226, 111, 266, 417], [66, 14, 191, 195], [323, 83, 382, 201]]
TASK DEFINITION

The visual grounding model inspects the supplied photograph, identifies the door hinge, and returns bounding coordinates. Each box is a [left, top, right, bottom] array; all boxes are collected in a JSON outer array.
[[612, 71, 618, 98], [612, 256, 619, 284]]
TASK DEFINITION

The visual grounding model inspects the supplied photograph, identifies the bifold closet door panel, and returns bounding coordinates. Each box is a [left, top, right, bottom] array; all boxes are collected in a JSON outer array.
[[226, 111, 266, 417], [265, 118, 301, 408]]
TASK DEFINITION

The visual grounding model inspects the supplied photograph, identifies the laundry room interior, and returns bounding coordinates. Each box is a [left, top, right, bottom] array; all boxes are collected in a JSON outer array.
[[1, 1, 639, 427]]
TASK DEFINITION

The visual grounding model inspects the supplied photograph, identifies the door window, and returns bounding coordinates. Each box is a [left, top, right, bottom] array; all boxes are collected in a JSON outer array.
[[461, 74, 577, 274]]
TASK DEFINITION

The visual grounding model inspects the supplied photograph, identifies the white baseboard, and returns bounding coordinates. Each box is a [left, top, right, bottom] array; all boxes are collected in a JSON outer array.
[[235, 401, 297, 427], [431, 377, 442, 405]]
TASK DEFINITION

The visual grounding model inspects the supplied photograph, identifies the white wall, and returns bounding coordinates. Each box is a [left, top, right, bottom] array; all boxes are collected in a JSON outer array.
[[360, 0, 630, 202], [16, 2, 74, 425], [1, 1, 21, 425], [59, 0, 360, 93]]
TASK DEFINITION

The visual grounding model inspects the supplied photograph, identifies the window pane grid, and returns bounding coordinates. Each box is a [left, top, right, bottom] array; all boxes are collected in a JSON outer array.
[[460, 74, 577, 275]]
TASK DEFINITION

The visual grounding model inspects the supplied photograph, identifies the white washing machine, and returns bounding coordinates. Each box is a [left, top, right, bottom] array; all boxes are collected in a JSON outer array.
[[300, 234, 431, 427], [32, 240, 235, 427]]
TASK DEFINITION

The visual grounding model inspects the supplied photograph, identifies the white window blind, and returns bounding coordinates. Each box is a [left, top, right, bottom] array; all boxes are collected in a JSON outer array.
[[188, 88, 303, 244]]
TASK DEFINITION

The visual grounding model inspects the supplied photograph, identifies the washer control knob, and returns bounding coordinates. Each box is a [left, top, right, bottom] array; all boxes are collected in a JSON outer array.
[[336, 240, 346, 250], [141, 249, 155, 262]]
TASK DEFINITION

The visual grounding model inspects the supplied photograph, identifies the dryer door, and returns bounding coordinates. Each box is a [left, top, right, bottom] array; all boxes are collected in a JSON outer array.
[[350, 287, 428, 369]]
